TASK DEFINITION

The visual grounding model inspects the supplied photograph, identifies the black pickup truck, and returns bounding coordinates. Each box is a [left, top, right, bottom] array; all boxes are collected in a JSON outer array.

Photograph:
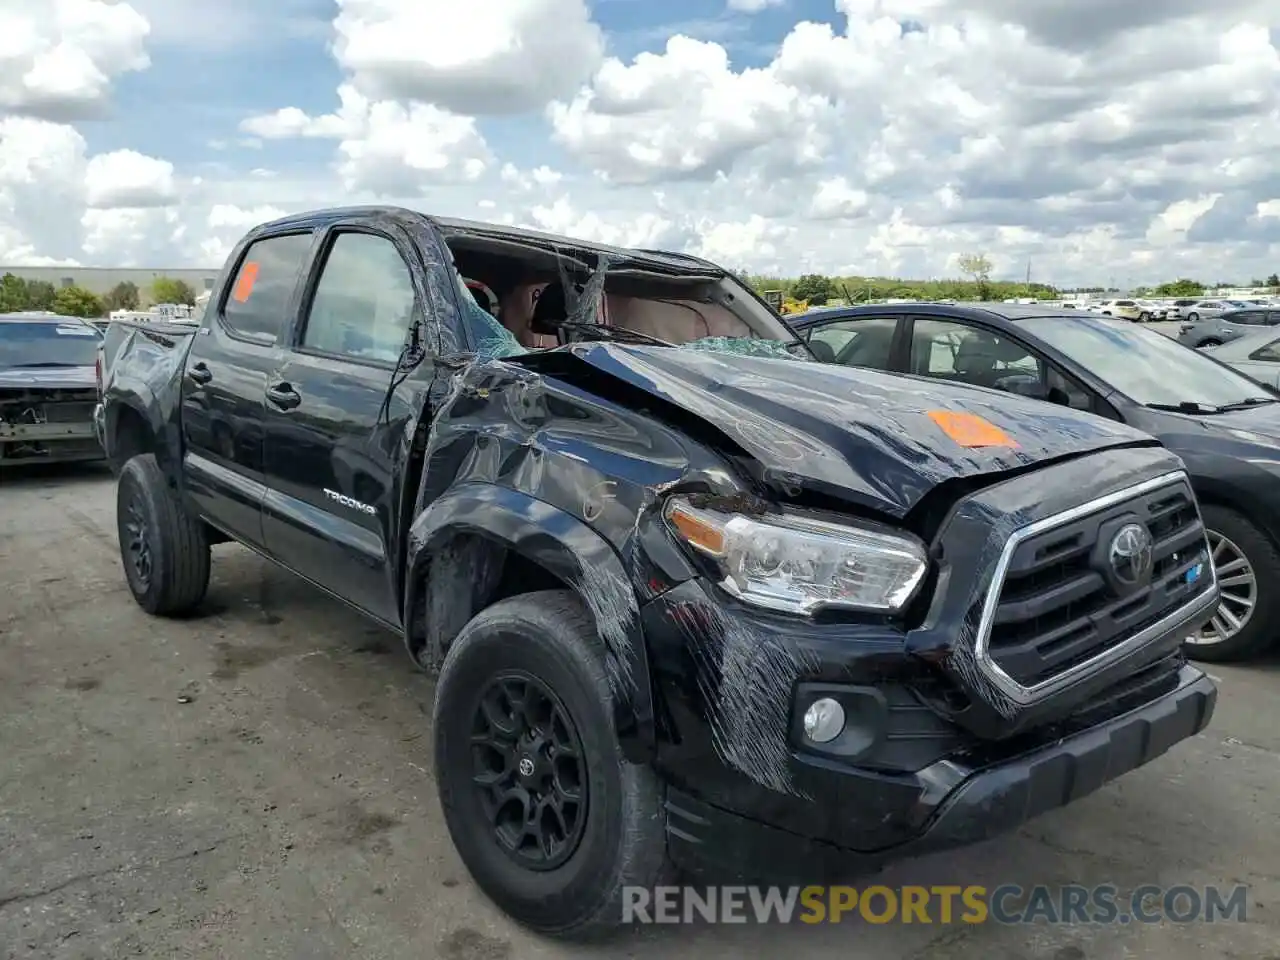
[[97, 206, 1221, 937]]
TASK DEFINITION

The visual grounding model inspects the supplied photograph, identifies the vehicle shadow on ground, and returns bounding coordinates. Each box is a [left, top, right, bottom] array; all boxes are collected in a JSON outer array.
[[0, 460, 112, 489]]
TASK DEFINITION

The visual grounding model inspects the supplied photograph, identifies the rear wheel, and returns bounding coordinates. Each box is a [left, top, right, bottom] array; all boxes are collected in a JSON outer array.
[[1199, 338, 1222, 347], [433, 590, 669, 937], [1183, 505, 1280, 662], [116, 453, 210, 616], [1187, 312, 1200, 322]]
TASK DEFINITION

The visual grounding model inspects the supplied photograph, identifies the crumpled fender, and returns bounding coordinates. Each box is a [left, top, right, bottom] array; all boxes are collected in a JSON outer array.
[[403, 483, 655, 762], [101, 322, 190, 479]]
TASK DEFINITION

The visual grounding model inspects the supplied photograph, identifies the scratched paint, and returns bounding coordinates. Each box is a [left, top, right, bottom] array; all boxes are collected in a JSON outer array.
[[572, 557, 640, 697], [670, 600, 821, 799]]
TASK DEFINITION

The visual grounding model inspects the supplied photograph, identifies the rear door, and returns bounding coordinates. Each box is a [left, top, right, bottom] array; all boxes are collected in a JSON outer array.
[[180, 231, 315, 548], [260, 220, 432, 624]]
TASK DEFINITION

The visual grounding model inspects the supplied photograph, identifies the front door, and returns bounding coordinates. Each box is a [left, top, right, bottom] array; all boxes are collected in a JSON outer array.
[[260, 226, 429, 624], [179, 231, 314, 548]]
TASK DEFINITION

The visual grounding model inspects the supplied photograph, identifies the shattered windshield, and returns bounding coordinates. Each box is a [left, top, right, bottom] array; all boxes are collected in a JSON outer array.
[[456, 250, 809, 363]]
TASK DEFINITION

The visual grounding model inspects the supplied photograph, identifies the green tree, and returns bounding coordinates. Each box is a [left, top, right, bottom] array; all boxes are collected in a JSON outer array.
[[104, 280, 140, 311], [956, 253, 993, 299], [25, 280, 56, 310], [1266, 273, 1279, 289], [1153, 278, 1204, 297], [0, 273, 29, 312], [791, 273, 836, 305], [151, 276, 196, 305], [51, 285, 104, 318]]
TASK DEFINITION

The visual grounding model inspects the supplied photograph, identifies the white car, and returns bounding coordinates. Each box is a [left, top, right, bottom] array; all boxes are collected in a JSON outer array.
[[1093, 299, 1147, 321]]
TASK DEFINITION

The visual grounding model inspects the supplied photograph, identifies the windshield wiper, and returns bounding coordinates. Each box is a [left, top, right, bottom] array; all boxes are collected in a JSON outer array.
[[558, 321, 673, 347], [1145, 401, 1224, 414], [1217, 397, 1278, 412], [7, 362, 84, 368]]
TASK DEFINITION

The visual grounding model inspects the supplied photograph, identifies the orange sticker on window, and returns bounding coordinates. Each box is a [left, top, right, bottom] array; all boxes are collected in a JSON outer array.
[[927, 410, 1017, 448], [232, 261, 260, 302]]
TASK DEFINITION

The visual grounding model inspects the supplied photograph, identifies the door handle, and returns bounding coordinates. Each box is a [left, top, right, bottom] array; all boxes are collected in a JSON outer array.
[[266, 382, 301, 410], [188, 362, 212, 384]]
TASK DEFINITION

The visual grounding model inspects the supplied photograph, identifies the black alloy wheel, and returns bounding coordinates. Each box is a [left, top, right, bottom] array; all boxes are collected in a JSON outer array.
[[470, 672, 588, 871], [122, 493, 154, 590], [433, 590, 670, 936], [115, 453, 211, 616]]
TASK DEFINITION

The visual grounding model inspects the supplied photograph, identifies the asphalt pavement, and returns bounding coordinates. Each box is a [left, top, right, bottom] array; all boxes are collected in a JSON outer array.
[[1, 464, 1276, 960]]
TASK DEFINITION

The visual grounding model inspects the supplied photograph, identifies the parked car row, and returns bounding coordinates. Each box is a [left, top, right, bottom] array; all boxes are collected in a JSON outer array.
[[793, 301, 1280, 663], [1075, 296, 1280, 323]]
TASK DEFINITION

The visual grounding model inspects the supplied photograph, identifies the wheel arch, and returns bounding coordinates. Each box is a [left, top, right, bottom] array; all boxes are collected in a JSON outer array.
[[404, 484, 656, 762]]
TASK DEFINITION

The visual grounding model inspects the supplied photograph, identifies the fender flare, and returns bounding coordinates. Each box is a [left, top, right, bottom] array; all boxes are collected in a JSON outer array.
[[103, 386, 170, 471], [403, 484, 656, 762]]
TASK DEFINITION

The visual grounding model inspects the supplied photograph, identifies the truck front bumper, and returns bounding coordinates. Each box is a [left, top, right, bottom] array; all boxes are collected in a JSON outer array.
[[663, 663, 1216, 882]]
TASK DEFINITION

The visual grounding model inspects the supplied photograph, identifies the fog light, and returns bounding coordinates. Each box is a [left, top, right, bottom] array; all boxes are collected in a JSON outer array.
[[803, 697, 846, 743]]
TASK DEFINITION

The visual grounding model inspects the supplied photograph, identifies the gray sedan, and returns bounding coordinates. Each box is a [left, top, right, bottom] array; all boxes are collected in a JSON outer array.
[[1181, 299, 1252, 322], [1177, 307, 1280, 348], [1202, 327, 1280, 387]]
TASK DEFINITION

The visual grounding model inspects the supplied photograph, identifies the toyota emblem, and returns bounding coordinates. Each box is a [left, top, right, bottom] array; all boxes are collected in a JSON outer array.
[[1109, 523, 1154, 586]]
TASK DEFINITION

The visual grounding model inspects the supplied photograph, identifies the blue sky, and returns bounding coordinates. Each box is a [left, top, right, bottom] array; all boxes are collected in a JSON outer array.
[[89, 0, 844, 172], [3, 0, 1276, 282]]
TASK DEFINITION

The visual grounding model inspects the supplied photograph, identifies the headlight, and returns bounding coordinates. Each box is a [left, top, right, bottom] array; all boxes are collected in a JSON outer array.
[[663, 497, 929, 615]]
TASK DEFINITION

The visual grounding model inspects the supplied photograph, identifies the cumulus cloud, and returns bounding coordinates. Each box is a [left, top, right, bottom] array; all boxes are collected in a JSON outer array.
[[85, 150, 176, 208], [331, 0, 605, 114], [0, 0, 150, 120], [548, 35, 831, 184], [242, 84, 491, 194]]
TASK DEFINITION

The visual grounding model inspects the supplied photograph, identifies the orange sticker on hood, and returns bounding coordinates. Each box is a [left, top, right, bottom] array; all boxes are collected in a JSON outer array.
[[928, 409, 1017, 448]]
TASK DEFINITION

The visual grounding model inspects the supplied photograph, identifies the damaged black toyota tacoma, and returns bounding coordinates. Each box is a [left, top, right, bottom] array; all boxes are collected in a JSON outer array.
[[97, 206, 1221, 937]]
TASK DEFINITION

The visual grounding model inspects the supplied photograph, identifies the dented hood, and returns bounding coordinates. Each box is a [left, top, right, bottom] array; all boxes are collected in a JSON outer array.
[[562, 343, 1156, 516]]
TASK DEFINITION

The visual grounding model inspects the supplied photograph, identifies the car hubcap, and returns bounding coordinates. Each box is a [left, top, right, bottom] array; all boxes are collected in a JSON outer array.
[[1187, 530, 1256, 646], [123, 496, 153, 588], [470, 673, 587, 870]]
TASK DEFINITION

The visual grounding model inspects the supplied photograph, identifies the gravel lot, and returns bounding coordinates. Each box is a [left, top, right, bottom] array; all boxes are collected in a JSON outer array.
[[2, 464, 1277, 960]]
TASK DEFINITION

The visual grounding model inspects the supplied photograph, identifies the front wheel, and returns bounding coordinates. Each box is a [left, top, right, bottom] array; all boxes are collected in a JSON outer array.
[[433, 590, 670, 937], [116, 453, 211, 616], [1139, 312, 1151, 321], [1183, 505, 1280, 662], [1187, 312, 1199, 322], [1199, 338, 1222, 348]]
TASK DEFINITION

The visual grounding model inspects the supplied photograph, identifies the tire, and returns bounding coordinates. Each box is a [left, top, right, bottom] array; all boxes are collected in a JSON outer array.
[[1182, 505, 1280, 662], [1187, 312, 1199, 322], [1199, 338, 1222, 348], [433, 589, 670, 938], [1140, 312, 1150, 322], [116, 453, 211, 616]]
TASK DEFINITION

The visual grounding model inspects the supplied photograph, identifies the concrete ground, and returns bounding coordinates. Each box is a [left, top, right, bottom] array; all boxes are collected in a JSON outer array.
[[2, 464, 1277, 960]]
